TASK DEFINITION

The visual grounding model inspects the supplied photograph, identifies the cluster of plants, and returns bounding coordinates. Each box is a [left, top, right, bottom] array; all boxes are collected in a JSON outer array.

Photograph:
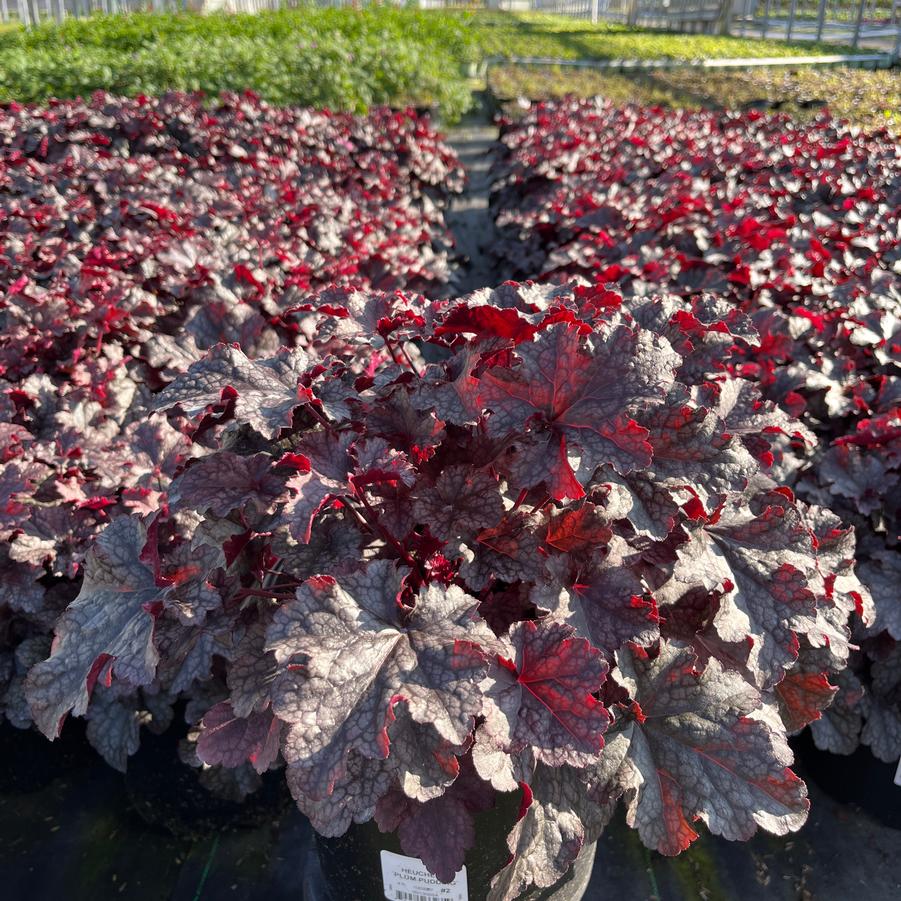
[[16, 271, 870, 895], [2, 79, 898, 899], [488, 64, 901, 135], [0, 9, 478, 120], [470, 10, 849, 59], [0, 91, 464, 763], [0, 94, 877, 892], [490, 98, 901, 768], [0, 8, 861, 120], [754, 0, 899, 23], [650, 65, 901, 133]]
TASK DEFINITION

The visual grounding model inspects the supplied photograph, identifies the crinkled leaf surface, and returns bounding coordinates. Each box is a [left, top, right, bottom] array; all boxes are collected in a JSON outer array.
[[411, 466, 504, 543], [661, 498, 821, 689], [599, 641, 808, 856], [480, 620, 609, 767], [539, 538, 660, 653], [265, 561, 494, 796], [85, 684, 141, 773], [26, 517, 161, 738], [170, 452, 284, 517], [279, 430, 354, 543], [154, 344, 312, 438], [477, 323, 678, 491]]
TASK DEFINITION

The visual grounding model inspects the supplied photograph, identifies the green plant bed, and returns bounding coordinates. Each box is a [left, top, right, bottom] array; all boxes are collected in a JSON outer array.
[[0, 8, 876, 120], [748, 0, 898, 22], [467, 11, 853, 60], [489, 63, 901, 133], [0, 9, 479, 121]]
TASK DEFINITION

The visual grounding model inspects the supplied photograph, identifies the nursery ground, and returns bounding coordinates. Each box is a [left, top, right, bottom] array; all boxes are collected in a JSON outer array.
[[445, 99, 500, 297]]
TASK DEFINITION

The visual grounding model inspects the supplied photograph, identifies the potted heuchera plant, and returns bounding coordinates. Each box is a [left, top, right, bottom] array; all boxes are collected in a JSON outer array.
[[25, 282, 867, 900]]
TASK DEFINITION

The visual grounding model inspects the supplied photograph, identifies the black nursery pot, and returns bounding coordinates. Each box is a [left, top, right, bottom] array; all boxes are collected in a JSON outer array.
[[794, 730, 901, 830], [303, 791, 596, 901], [0, 718, 95, 794], [124, 722, 289, 838]]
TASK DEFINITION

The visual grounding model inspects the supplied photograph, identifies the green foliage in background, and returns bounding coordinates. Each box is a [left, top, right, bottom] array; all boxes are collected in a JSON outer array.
[[489, 63, 901, 134], [0, 8, 479, 120], [0, 8, 862, 120], [469, 11, 851, 60]]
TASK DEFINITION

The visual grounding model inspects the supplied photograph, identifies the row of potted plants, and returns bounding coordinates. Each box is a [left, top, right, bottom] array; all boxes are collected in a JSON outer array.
[[2, 93, 898, 899], [0, 92, 461, 765], [489, 97, 900, 782]]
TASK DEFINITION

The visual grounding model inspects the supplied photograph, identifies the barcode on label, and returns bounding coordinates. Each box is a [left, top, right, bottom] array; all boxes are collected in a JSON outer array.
[[394, 892, 441, 901]]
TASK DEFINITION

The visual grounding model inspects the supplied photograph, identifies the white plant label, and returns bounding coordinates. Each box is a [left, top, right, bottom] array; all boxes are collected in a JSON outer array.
[[894, 757, 901, 787], [380, 850, 468, 901]]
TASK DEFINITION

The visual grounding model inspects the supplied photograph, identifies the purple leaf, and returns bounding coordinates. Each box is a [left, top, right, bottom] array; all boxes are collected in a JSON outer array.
[[480, 620, 609, 767], [599, 641, 809, 855], [25, 517, 161, 738], [170, 452, 284, 517], [154, 344, 313, 438], [197, 701, 282, 774], [265, 561, 494, 797]]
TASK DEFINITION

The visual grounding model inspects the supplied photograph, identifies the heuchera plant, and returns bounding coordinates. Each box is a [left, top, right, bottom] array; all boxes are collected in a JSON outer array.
[[490, 98, 901, 766], [0, 94, 462, 759], [25, 281, 867, 898]]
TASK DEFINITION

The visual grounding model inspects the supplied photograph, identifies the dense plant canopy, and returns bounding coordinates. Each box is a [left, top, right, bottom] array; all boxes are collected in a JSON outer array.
[[13, 267, 870, 895], [488, 65, 901, 136], [471, 10, 849, 60], [0, 9, 857, 119], [0, 92, 461, 752], [490, 98, 901, 765], [0, 10, 478, 119]]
